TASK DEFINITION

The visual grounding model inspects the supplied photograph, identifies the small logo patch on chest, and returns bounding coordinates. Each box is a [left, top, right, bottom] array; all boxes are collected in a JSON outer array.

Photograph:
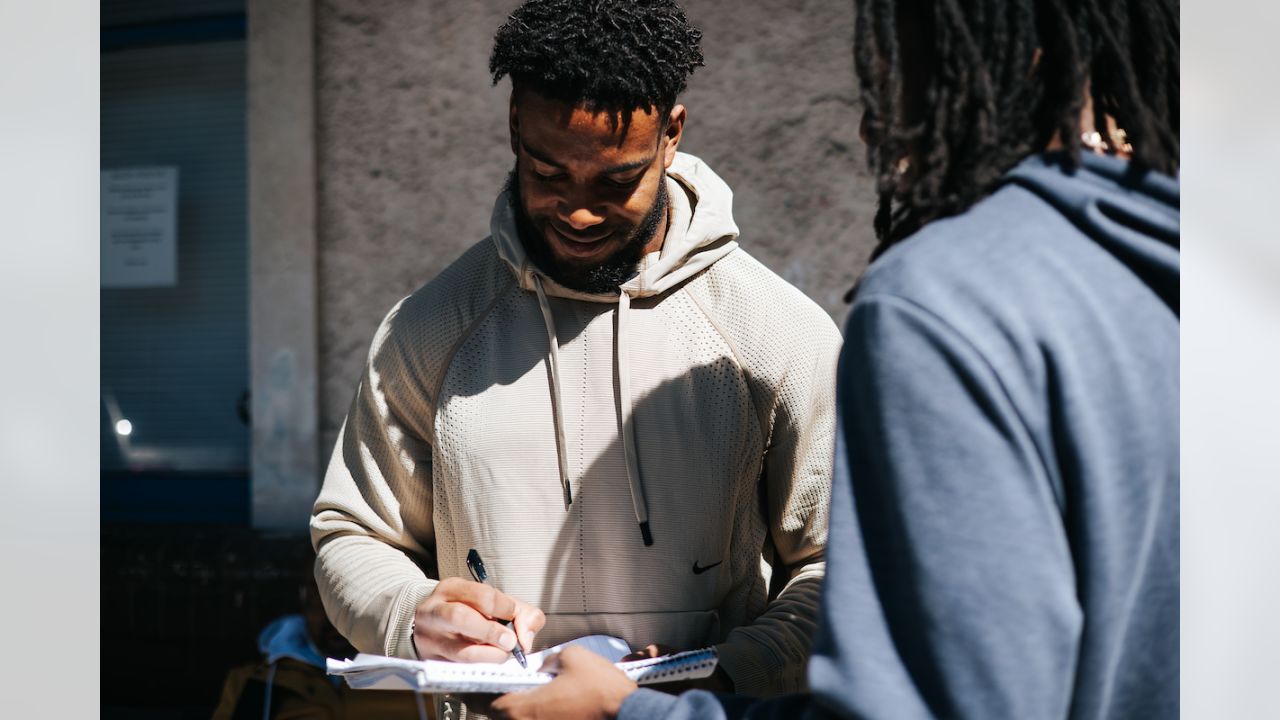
[[691, 559, 724, 575]]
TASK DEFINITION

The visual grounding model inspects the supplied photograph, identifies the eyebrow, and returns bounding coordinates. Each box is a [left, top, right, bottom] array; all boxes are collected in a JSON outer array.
[[520, 140, 654, 175]]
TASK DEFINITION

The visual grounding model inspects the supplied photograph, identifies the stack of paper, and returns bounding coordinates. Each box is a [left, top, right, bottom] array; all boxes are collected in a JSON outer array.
[[327, 634, 718, 694]]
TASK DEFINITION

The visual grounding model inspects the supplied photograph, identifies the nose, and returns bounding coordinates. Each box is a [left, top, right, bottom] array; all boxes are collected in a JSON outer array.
[[556, 188, 606, 231]]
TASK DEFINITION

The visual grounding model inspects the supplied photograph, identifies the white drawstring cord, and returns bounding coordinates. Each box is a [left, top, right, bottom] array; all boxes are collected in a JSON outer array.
[[616, 291, 652, 545], [532, 275, 573, 509], [531, 274, 651, 544]]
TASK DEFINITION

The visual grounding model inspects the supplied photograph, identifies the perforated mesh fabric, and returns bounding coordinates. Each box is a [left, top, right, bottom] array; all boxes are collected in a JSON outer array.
[[312, 239, 512, 659], [684, 249, 843, 693]]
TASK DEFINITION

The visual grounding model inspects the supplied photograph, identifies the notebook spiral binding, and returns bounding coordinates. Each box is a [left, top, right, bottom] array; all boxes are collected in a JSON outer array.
[[623, 648, 719, 685]]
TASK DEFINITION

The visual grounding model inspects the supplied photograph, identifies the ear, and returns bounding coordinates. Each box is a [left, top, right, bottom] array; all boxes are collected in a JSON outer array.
[[508, 93, 520, 156], [661, 104, 687, 169]]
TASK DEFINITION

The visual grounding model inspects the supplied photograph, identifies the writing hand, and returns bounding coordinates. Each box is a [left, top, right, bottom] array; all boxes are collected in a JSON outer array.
[[412, 577, 546, 663]]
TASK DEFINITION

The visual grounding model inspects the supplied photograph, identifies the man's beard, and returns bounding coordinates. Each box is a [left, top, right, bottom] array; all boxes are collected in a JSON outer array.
[[503, 166, 668, 295]]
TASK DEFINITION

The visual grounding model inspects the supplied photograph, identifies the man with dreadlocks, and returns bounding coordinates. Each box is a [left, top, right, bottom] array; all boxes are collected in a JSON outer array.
[[310, 0, 841, 713], [490, 0, 1179, 718]]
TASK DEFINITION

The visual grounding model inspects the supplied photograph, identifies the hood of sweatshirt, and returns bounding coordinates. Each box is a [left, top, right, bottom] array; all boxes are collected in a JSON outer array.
[[489, 151, 741, 301], [1003, 151, 1180, 314], [483, 152, 741, 545]]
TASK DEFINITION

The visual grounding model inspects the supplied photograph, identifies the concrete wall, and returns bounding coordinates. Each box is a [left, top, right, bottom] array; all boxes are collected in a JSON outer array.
[[314, 0, 879, 454], [249, 0, 319, 530]]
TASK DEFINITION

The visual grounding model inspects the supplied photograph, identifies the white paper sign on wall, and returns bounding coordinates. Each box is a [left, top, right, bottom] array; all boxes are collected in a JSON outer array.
[[101, 167, 179, 288]]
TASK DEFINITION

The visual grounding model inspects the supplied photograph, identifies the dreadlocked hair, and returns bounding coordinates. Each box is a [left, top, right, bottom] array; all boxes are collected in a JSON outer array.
[[490, 0, 704, 117], [855, 0, 1179, 248]]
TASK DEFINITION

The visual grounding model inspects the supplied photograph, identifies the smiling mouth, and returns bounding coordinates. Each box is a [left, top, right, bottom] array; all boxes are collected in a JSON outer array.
[[550, 225, 614, 257]]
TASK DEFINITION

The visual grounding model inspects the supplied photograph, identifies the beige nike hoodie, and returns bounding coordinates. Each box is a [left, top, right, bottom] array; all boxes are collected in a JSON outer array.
[[311, 152, 841, 697]]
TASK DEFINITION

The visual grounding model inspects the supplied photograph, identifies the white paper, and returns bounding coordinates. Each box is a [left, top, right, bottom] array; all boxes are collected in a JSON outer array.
[[509, 633, 632, 671], [327, 634, 717, 694], [101, 167, 178, 288]]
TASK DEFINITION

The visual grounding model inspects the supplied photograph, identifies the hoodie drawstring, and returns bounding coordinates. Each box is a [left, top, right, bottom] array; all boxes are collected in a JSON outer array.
[[532, 275, 573, 509], [616, 291, 653, 546], [531, 275, 652, 546]]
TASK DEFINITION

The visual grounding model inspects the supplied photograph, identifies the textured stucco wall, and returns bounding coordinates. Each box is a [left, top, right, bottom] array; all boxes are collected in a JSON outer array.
[[316, 0, 879, 452]]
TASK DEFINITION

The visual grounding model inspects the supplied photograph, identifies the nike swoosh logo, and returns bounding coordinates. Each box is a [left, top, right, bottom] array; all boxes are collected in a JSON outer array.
[[691, 560, 723, 575]]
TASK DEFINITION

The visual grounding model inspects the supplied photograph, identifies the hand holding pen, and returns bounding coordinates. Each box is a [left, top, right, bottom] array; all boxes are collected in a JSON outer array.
[[409, 551, 545, 666], [466, 549, 528, 668]]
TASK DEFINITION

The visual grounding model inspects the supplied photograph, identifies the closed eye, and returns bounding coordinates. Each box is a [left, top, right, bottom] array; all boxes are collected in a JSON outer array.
[[605, 173, 643, 188]]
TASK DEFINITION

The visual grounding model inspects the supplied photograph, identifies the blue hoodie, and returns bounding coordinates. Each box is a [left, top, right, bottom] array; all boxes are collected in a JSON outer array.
[[619, 152, 1179, 720]]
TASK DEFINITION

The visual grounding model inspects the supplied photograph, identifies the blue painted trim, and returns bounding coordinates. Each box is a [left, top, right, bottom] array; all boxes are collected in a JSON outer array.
[[102, 14, 246, 53]]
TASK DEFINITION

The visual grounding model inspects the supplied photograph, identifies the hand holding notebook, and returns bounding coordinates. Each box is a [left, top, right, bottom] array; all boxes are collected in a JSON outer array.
[[327, 634, 718, 694]]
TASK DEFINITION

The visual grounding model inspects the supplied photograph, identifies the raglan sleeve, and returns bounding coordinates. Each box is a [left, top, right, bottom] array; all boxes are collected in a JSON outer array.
[[715, 310, 842, 697], [310, 300, 439, 660]]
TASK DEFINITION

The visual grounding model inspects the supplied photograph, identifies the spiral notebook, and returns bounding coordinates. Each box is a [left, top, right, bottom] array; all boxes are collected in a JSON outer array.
[[327, 634, 719, 694]]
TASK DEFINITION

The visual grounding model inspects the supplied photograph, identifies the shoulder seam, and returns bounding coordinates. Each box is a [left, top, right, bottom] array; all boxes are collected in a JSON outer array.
[[427, 275, 517, 445], [682, 283, 771, 447], [854, 291, 1065, 511]]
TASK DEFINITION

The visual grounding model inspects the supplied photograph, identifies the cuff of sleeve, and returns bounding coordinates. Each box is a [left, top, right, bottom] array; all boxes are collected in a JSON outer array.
[[619, 688, 679, 720], [386, 579, 437, 659], [715, 638, 786, 698]]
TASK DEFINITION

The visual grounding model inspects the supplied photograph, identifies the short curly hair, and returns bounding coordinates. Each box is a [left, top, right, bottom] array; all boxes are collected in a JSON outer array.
[[490, 0, 704, 116]]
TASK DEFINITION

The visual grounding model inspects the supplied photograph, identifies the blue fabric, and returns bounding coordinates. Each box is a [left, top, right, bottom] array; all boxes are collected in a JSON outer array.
[[620, 688, 808, 720], [619, 152, 1179, 720], [258, 614, 328, 669]]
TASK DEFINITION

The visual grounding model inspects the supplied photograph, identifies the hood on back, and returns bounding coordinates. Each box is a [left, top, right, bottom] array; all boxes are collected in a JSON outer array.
[[489, 151, 740, 301], [1003, 151, 1180, 314]]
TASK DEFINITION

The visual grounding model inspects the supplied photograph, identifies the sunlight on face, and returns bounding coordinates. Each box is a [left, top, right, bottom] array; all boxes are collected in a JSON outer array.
[[508, 89, 684, 291]]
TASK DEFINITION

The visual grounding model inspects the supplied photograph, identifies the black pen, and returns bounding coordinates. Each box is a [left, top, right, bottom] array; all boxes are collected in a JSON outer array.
[[466, 548, 528, 669]]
